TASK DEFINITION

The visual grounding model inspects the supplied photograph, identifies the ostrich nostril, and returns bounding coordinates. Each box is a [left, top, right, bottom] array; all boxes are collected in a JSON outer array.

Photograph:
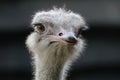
[[59, 33, 63, 36], [67, 37, 77, 44]]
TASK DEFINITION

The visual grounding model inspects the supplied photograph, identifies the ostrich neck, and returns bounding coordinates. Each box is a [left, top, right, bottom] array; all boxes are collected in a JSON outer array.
[[33, 43, 74, 80], [34, 54, 67, 80]]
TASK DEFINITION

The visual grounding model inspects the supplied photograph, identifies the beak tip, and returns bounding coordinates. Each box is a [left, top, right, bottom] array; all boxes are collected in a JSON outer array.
[[65, 37, 78, 45]]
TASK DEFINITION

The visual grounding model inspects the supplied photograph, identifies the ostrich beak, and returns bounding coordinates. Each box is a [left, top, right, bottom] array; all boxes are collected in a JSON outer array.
[[46, 35, 68, 45], [61, 32, 78, 45], [47, 32, 77, 45]]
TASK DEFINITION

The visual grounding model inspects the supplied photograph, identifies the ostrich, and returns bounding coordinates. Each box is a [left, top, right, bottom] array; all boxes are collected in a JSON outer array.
[[26, 8, 88, 80]]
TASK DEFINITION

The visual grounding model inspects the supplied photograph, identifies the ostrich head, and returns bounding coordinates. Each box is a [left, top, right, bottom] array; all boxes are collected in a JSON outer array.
[[26, 8, 88, 80]]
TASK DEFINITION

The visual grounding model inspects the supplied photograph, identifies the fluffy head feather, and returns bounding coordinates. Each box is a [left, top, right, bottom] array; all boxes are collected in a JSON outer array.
[[26, 8, 88, 80]]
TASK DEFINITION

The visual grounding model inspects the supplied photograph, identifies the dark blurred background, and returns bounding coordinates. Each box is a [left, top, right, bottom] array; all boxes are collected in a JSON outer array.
[[0, 0, 120, 80]]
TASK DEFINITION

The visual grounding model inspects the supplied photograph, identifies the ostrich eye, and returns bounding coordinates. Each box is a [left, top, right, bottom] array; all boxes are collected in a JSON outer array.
[[33, 23, 46, 33], [76, 27, 86, 37], [77, 28, 83, 35]]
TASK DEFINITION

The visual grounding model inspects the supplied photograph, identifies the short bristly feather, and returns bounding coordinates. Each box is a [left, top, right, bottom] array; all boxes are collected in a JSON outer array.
[[26, 8, 88, 80]]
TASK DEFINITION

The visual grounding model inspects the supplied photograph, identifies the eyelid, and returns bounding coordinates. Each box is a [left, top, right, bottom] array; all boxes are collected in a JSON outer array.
[[32, 23, 44, 27]]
